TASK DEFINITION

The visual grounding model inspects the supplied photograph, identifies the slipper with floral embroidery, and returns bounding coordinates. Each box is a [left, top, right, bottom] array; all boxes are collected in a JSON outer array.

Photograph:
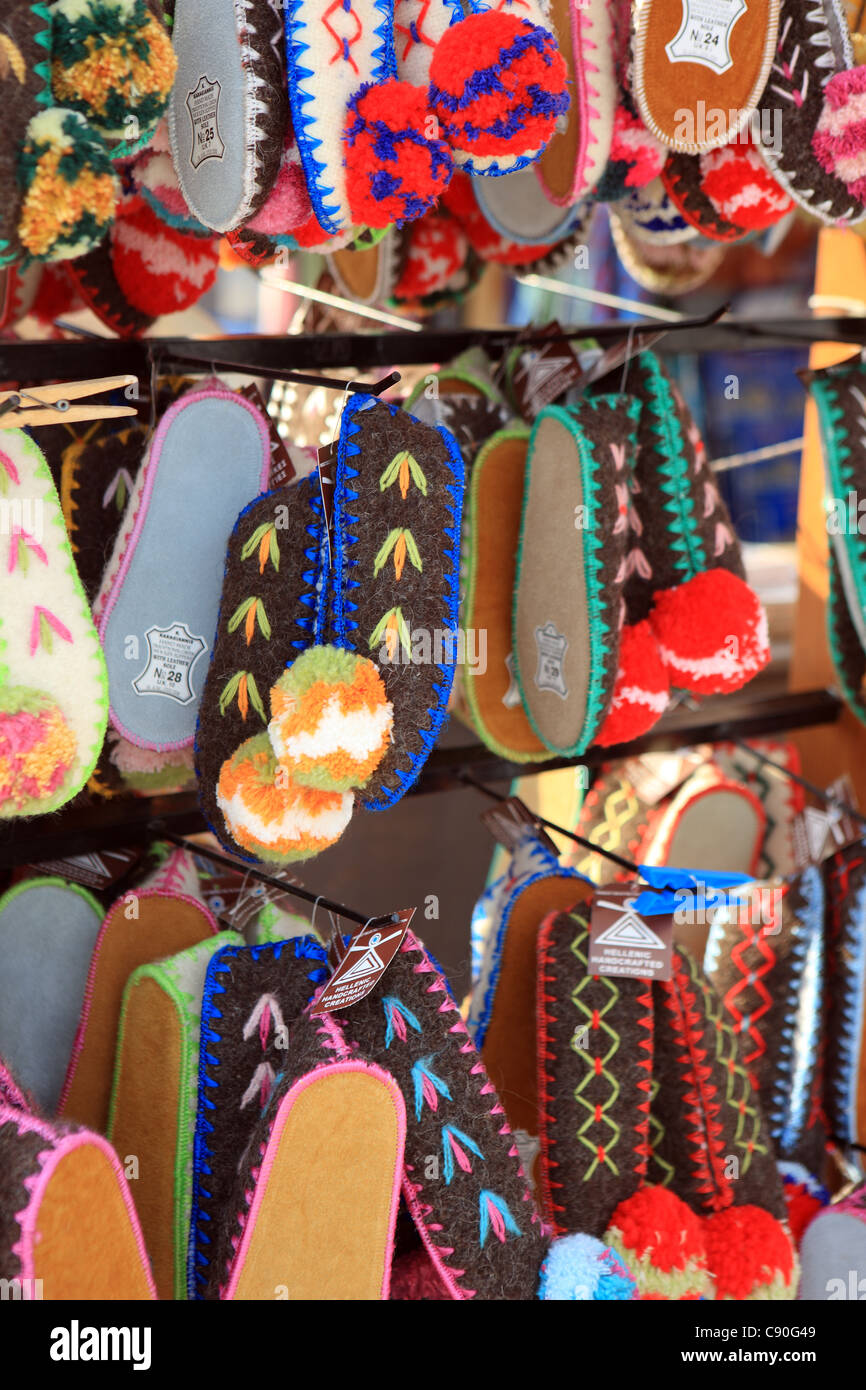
[[513, 394, 640, 757], [194, 474, 329, 856], [633, 0, 780, 153], [0, 1104, 155, 1299], [168, 0, 288, 232], [59, 888, 220, 1134], [212, 1008, 406, 1301], [537, 905, 654, 1238], [329, 393, 465, 810], [95, 384, 270, 754], [189, 934, 329, 1299], [0, 431, 108, 818], [107, 931, 242, 1299], [704, 866, 826, 1177], [759, 0, 866, 226], [0, 877, 103, 1115]]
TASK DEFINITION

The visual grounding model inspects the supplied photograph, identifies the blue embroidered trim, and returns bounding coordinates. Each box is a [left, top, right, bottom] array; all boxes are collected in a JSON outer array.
[[834, 866, 866, 1152], [773, 867, 824, 1158], [371, 0, 396, 81], [285, 0, 344, 233], [187, 935, 327, 1298]]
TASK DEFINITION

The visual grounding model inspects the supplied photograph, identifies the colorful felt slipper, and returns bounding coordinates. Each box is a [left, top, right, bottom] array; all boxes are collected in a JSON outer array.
[[189, 935, 329, 1299], [168, 0, 288, 233], [403, 347, 511, 463], [608, 212, 726, 298], [513, 395, 640, 756], [704, 866, 826, 1176], [537, 906, 654, 1238], [63, 218, 156, 339], [474, 164, 589, 246], [808, 356, 866, 724], [760, 0, 866, 226], [633, 0, 780, 153], [107, 931, 242, 1299], [610, 175, 697, 245], [328, 227, 404, 308], [536, 0, 615, 203], [59, 889, 220, 1133], [211, 1009, 406, 1302], [0, 1104, 155, 1299], [50, 0, 177, 146], [0, 877, 103, 1115], [389, 206, 481, 309], [96, 384, 270, 753], [330, 928, 551, 1299], [712, 738, 805, 877], [0, 431, 108, 817], [459, 427, 548, 762], [610, 351, 770, 696], [330, 393, 465, 810], [194, 474, 327, 854], [640, 766, 767, 878], [649, 944, 787, 1218], [823, 838, 866, 1175], [285, 0, 452, 235], [61, 421, 147, 604], [661, 143, 793, 242]]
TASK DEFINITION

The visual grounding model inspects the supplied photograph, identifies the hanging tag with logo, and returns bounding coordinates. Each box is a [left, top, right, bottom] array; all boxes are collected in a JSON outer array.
[[588, 885, 674, 982], [792, 774, 864, 867], [312, 907, 415, 1013]]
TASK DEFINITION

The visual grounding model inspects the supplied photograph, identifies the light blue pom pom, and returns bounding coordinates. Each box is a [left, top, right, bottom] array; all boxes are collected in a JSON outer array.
[[537, 1233, 638, 1301]]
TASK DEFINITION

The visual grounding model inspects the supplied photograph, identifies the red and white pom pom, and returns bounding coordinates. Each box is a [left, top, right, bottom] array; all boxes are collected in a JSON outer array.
[[393, 208, 468, 302], [111, 197, 219, 316], [699, 142, 793, 231], [610, 105, 666, 190], [649, 568, 770, 696], [812, 67, 866, 206], [343, 79, 453, 229], [429, 11, 568, 172], [595, 620, 670, 747]]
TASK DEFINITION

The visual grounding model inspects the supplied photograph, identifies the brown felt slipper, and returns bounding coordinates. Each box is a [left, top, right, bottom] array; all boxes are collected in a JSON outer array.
[[404, 349, 511, 466], [59, 889, 220, 1133], [107, 931, 242, 1299], [537, 0, 616, 202], [537, 904, 654, 1237], [460, 427, 547, 762], [0, 1104, 155, 1300], [328, 228, 404, 308], [513, 394, 641, 756], [633, 0, 780, 153]]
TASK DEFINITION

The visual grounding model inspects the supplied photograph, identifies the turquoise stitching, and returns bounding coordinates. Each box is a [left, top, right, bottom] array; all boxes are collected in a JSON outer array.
[[638, 352, 705, 580]]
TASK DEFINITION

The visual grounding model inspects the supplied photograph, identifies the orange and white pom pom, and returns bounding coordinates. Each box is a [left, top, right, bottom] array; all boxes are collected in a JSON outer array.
[[217, 733, 353, 863], [268, 646, 393, 793]]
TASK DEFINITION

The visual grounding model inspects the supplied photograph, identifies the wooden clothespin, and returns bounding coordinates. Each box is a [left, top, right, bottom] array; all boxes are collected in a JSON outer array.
[[0, 375, 139, 429]]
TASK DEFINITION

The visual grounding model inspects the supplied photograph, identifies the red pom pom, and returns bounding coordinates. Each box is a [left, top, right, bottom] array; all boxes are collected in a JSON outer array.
[[344, 79, 453, 229], [595, 620, 670, 747], [703, 1206, 797, 1300], [429, 12, 568, 167], [393, 209, 467, 302], [605, 1186, 711, 1300], [112, 199, 218, 315], [649, 568, 769, 695], [812, 67, 866, 204]]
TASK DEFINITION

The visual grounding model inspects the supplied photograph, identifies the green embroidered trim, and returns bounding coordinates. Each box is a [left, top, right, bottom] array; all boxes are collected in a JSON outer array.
[[826, 552, 866, 726], [404, 366, 501, 413], [647, 1075, 676, 1188], [568, 921, 623, 1179], [219, 670, 266, 723], [638, 353, 706, 581], [379, 450, 427, 498], [0, 874, 102, 923], [811, 375, 866, 640], [512, 400, 623, 756], [107, 932, 240, 1301], [227, 596, 271, 644], [702, 964, 768, 1177], [31, 1, 54, 105], [462, 426, 543, 763]]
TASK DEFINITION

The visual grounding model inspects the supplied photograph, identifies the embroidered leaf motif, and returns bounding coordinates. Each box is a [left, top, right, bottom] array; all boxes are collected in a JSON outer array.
[[383, 995, 421, 1048], [0, 449, 20, 495], [442, 1125, 484, 1185], [411, 1056, 452, 1120], [102, 468, 133, 513], [8, 527, 47, 576], [379, 450, 427, 499], [242, 522, 280, 574], [479, 1190, 521, 1247], [369, 606, 411, 661], [373, 528, 422, 581], [228, 597, 271, 646], [219, 671, 266, 722], [0, 36, 26, 84], [30, 606, 72, 657]]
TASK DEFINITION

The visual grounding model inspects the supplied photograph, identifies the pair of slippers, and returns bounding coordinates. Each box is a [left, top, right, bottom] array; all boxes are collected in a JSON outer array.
[[168, 0, 569, 242], [0, 0, 176, 267], [537, 904, 799, 1299], [191, 923, 637, 1300], [196, 394, 465, 864]]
